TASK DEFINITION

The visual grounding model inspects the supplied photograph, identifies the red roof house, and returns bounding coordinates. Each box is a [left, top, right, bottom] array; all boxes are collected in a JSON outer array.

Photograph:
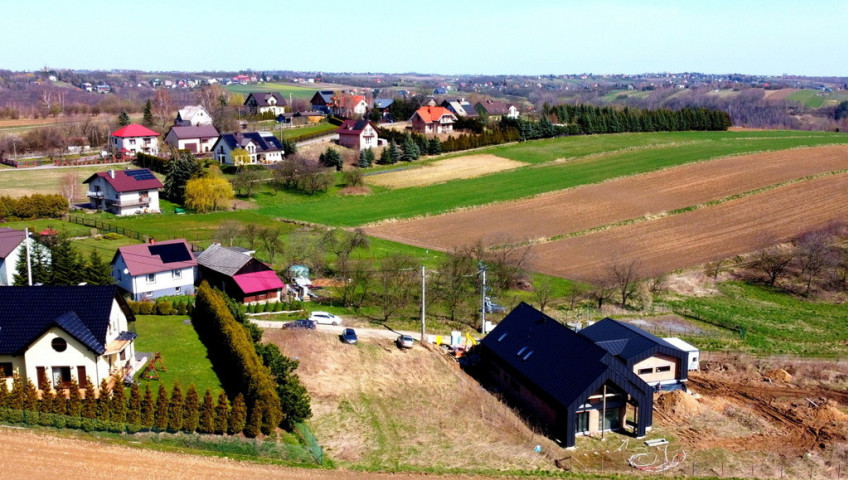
[[196, 244, 285, 304], [83, 169, 163, 216], [111, 239, 197, 300], [110, 123, 160, 156], [336, 119, 380, 150], [409, 106, 457, 134]]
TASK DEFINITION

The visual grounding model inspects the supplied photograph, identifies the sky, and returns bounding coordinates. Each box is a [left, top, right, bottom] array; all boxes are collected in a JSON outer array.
[[3, 0, 847, 76]]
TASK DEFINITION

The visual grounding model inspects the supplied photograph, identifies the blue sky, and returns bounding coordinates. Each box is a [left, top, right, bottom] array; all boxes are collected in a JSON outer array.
[[4, 0, 847, 76]]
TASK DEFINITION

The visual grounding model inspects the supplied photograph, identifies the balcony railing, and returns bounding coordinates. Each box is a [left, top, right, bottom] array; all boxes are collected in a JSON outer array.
[[105, 197, 151, 207], [87, 191, 105, 198]]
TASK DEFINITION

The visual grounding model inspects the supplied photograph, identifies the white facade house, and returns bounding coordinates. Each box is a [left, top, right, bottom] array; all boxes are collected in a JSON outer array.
[[0, 228, 31, 286], [175, 105, 213, 126], [163, 125, 220, 154], [112, 239, 197, 301], [84, 169, 163, 216], [211, 132, 284, 165], [410, 106, 457, 134], [337, 119, 380, 150], [0, 286, 139, 392], [109, 124, 160, 156], [245, 92, 287, 116]]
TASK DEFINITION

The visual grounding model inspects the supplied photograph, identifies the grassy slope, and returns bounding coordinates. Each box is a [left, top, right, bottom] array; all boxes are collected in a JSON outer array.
[[224, 83, 318, 101], [255, 130, 848, 226], [132, 315, 222, 394], [787, 89, 827, 108], [668, 282, 848, 356]]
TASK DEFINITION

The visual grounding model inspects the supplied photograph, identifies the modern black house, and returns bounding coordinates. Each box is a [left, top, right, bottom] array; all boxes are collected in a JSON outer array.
[[479, 303, 654, 448]]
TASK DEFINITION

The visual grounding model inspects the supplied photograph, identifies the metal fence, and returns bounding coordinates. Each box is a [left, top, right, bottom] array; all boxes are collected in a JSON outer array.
[[66, 215, 204, 252]]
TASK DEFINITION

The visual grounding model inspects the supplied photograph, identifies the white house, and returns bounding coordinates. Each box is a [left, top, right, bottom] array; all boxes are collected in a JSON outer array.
[[336, 119, 380, 150], [112, 239, 197, 301], [83, 168, 163, 216], [245, 92, 287, 116], [0, 228, 29, 286], [109, 124, 160, 156], [0, 286, 139, 391], [410, 106, 457, 134], [175, 105, 213, 126], [211, 132, 284, 165], [163, 125, 220, 154]]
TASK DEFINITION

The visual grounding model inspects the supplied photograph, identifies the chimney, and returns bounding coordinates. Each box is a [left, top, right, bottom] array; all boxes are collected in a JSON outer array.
[[108, 169, 115, 178], [149, 237, 155, 245]]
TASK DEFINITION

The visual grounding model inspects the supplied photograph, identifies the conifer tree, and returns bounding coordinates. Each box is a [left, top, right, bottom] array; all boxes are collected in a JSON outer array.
[[379, 139, 399, 164], [428, 137, 442, 155], [182, 385, 200, 433], [81, 377, 97, 419], [66, 379, 82, 417], [319, 147, 343, 171], [23, 377, 38, 411], [118, 110, 131, 127], [84, 251, 113, 285], [243, 403, 263, 438], [142, 100, 155, 128], [36, 368, 51, 396], [167, 383, 184, 432], [140, 386, 155, 427], [154, 384, 169, 430], [55, 389, 68, 415], [13, 242, 51, 286], [214, 391, 229, 435], [48, 236, 82, 286], [127, 382, 141, 425], [227, 393, 247, 435], [110, 383, 126, 423], [96, 379, 111, 421], [0, 379, 8, 408], [163, 151, 200, 204], [400, 133, 419, 161], [357, 148, 374, 168], [198, 389, 215, 434], [8, 373, 24, 410], [39, 385, 55, 413]]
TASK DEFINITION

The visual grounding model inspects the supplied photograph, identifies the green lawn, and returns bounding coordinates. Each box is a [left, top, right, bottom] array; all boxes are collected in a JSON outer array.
[[787, 89, 827, 108], [224, 82, 319, 101], [73, 235, 141, 261], [0, 164, 129, 198], [253, 130, 848, 226], [667, 282, 848, 356], [279, 122, 338, 140], [132, 315, 223, 394]]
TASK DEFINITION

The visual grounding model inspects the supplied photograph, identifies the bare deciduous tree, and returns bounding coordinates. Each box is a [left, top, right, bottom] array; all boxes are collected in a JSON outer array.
[[259, 226, 284, 264], [375, 254, 417, 323], [480, 235, 533, 291], [532, 276, 555, 313], [795, 230, 838, 296], [214, 220, 242, 247], [58, 171, 79, 206], [607, 257, 641, 308], [434, 246, 478, 321], [752, 243, 795, 287]]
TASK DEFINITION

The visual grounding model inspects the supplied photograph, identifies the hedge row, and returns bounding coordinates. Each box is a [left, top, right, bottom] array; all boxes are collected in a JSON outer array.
[[127, 299, 194, 316], [0, 194, 68, 221], [191, 283, 283, 436], [135, 152, 170, 174], [245, 300, 303, 314]]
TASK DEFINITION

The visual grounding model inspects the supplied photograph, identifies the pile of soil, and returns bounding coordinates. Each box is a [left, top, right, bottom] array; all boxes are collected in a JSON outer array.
[[813, 401, 848, 424], [764, 369, 793, 382], [655, 390, 702, 417]]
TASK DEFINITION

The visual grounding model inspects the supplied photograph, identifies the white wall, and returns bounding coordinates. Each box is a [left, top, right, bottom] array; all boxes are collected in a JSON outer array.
[[112, 135, 159, 155], [123, 264, 195, 300], [24, 327, 104, 386]]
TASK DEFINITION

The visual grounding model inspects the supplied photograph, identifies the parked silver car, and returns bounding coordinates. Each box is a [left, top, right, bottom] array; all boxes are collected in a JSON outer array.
[[396, 334, 414, 349]]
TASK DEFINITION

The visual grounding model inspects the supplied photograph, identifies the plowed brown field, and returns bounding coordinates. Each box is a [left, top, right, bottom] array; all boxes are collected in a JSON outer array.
[[363, 146, 848, 279], [532, 173, 848, 280]]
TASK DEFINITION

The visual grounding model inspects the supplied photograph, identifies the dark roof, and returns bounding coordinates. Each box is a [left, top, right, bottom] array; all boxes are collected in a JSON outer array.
[[579, 318, 686, 366], [83, 169, 163, 193], [246, 92, 286, 107], [114, 239, 197, 276], [480, 303, 623, 410], [337, 119, 378, 136], [216, 132, 283, 153], [0, 286, 131, 356], [165, 125, 219, 140], [475, 100, 512, 115], [311, 90, 335, 105], [196, 243, 253, 277], [0, 227, 26, 259], [295, 111, 326, 117], [374, 98, 394, 109]]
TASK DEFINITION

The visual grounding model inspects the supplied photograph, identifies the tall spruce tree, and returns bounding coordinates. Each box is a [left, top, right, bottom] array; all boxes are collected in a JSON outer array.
[[48, 236, 82, 286], [81, 377, 97, 419], [163, 151, 200, 204], [127, 382, 141, 425], [142, 100, 154, 128], [182, 385, 200, 433], [84, 250, 113, 285], [214, 391, 229, 435], [167, 383, 184, 432], [198, 389, 216, 434], [428, 137, 442, 155], [400, 133, 419, 161], [66, 379, 82, 417], [228, 393, 247, 435], [358, 148, 374, 168], [140, 386, 155, 427], [154, 383, 169, 430], [110, 383, 126, 423], [96, 379, 111, 421], [118, 110, 131, 127], [13, 242, 51, 286]]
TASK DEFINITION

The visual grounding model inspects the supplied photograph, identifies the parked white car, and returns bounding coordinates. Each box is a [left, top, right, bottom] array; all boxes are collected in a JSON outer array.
[[308, 311, 342, 325]]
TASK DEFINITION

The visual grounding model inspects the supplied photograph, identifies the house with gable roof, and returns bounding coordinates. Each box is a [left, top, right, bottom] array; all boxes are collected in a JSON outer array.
[[196, 243, 285, 304], [334, 94, 368, 117], [475, 99, 520, 119], [211, 131, 284, 165], [175, 105, 213, 126], [245, 92, 287, 116], [441, 98, 478, 118], [163, 125, 220, 154], [310, 90, 336, 114], [336, 119, 381, 150], [409, 106, 457, 134], [479, 303, 654, 448], [109, 124, 160, 156], [0, 285, 139, 392], [83, 168, 163, 216], [112, 239, 197, 301], [0, 228, 33, 286]]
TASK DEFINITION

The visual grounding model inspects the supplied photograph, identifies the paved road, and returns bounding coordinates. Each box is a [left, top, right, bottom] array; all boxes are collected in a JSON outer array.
[[249, 318, 469, 344]]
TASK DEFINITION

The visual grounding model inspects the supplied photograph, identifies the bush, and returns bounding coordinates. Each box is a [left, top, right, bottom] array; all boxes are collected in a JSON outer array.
[[0, 194, 69, 221], [138, 301, 154, 315], [103, 232, 123, 240], [156, 300, 175, 315]]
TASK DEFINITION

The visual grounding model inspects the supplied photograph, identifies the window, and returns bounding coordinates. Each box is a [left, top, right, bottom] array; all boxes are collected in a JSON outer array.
[[175, 286, 182, 293], [638, 367, 653, 375], [0, 362, 12, 378], [656, 366, 672, 373], [147, 273, 155, 283], [129, 139, 136, 145], [576, 411, 590, 433], [172, 269, 182, 278], [52, 366, 72, 388], [51, 338, 67, 352], [119, 349, 126, 361]]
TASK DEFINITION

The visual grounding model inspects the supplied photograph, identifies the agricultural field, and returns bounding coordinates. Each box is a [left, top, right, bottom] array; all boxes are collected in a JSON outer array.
[[0, 164, 130, 199], [366, 154, 525, 189], [224, 82, 343, 101], [364, 145, 848, 250], [787, 89, 829, 108]]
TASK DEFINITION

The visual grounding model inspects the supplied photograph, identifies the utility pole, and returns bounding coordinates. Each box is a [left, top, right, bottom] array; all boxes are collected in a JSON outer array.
[[420, 265, 427, 343], [25, 227, 32, 286], [478, 261, 488, 334]]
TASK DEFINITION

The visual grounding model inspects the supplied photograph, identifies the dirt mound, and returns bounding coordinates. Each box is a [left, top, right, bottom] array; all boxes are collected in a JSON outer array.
[[655, 390, 701, 417], [813, 401, 848, 423], [764, 368, 793, 382]]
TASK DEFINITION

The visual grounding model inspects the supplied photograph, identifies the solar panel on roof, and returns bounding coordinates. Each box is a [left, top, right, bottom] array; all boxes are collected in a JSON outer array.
[[126, 170, 156, 180], [148, 243, 192, 263]]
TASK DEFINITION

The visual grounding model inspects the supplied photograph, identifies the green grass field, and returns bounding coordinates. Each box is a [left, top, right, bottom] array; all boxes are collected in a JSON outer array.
[[668, 282, 848, 357], [787, 89, 828, 108], [253, 130, 848, 226], [224, 83, 319, 101], [132, 315, 223, 394], [279, 122, 338, 140]]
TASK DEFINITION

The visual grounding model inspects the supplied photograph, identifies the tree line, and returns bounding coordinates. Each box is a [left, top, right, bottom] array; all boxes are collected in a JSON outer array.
[[545, 104, 732, 134], [13, 233, 112, 287]]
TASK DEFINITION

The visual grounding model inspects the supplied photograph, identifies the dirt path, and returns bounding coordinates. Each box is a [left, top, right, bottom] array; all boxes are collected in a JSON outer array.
[[0, 427, 495, 480]]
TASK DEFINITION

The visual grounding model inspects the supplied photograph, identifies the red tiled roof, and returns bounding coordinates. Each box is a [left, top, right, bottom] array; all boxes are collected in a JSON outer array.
[[336, 119, 378, 136], [413, 106, 455, 123], [83, 169, 163, 193], [232, 270, 285, 295], [111, 124, 159, 138], [115, 239, 197, 276]]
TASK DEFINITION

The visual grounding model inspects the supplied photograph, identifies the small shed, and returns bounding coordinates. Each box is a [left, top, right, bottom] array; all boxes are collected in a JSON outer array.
[[662, 337, 700, 371]]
